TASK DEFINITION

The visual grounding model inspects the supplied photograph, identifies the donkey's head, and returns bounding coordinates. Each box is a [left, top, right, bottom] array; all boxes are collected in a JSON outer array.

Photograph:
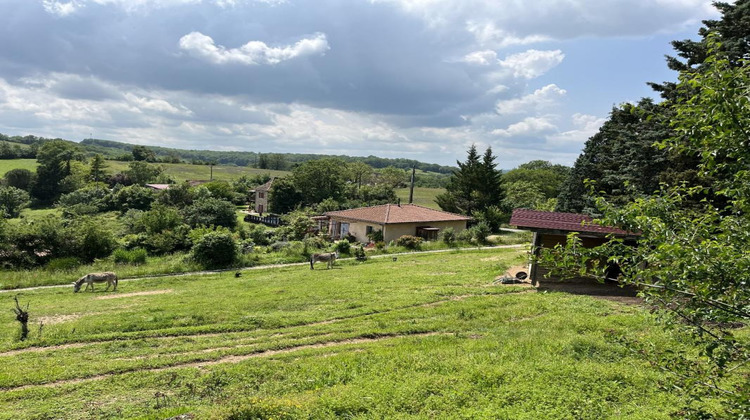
[[72, 275, 86, 293]]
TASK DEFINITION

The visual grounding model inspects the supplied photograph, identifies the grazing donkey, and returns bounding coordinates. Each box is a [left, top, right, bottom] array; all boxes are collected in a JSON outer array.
[[310, 252, 338, 270], [73, 272, 118, 293]]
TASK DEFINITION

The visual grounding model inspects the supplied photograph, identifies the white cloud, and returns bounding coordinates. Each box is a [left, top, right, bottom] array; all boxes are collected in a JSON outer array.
[[179, 32, 330, 65], [124, 93, 192, 116], [466, 21, 551, 48], [42, 0, 82, 16], [495, 84, 566, 115], [492, 116, 557, 137], [374, 0, 717, 40], [498, 49, 565, 79], [460, 50, 497, 66], [40, 0, 286, 15], [546, 113, 606, 145]]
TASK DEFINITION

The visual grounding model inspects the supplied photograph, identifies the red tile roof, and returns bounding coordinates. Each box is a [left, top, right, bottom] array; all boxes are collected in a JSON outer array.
[[509, 208, 633, 236], [324, 204, 471, 225]]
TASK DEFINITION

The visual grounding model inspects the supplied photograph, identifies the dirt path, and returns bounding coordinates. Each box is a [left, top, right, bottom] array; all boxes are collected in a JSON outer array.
[[0, 244, 526, 294]]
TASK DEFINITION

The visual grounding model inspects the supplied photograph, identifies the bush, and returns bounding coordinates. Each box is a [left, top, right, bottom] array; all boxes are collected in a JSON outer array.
[[457, 228, 474, 243], [334, 240, 351, 255], [57, 183, 112, 214], [354, 245, 367, 261], [396, 235, 423, 249], [192, 230, 239, 268], [183, 198, 238, 230], [113, 248, 147, 265], [70, 219, 118, 262], [440, 227, 456, 246], [46, 257, 81, 271], [472, 221, 491, 244], [0, 186, 30, 218], [112, 185, 155, 212], [367, 229, 384, 243], [473, 205, 506, 233], [245, 224, 272, 246]]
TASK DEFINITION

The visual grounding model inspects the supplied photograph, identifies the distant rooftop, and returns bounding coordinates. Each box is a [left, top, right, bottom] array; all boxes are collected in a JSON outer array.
[[324, 204, 471, 225]]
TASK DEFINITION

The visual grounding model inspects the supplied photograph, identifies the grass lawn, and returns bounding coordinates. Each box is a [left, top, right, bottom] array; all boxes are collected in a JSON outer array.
[[0, 159, 37, 177], [396, 187, 444, 209], [106, 161, 289, 182], [0, 248, 689, 419]]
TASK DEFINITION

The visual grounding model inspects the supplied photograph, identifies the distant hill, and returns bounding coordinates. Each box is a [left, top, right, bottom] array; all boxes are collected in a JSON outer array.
[[78, 138, 455, 174]]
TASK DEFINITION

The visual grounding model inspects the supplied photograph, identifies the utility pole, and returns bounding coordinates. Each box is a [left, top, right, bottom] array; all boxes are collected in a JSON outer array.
[[408, 166, 416, 204]]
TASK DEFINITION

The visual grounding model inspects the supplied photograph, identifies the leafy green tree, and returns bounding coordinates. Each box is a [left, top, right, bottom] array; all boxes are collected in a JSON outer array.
[[112, 185, 155, 212], [131, 145, 157, 162], [3, 168, 35, 191], [57, 183, 112, 215], [376, 166, 406, 189], [347, 161, 373, 190], [436, 145, 502, 216], [157, 182, 195, 207], [267, 177, 302, 214], [183, 198, 238, 230], [0, 186, 30, 218], [541, 44, 749, 418], [124, 161, 163, 186], [31, 140, 83, 204], [88, 154, 109, 183], [292, 158, 348, 205], [502, 160, 570, 200], [502, 181, 547, 211]]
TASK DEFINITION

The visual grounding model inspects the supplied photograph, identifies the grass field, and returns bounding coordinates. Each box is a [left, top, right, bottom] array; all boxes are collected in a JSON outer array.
[[0, 248, 688, 419], [0, 159, 37, 177], [396, 187, 443, 209], [106, 161, 289, 182], [0, 159, 288, 181]]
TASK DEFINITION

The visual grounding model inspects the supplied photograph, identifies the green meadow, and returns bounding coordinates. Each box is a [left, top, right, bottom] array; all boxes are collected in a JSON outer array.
[[0, 159, 37, 177], [0, 248, 689, 419], [396, 187, 443, 209]]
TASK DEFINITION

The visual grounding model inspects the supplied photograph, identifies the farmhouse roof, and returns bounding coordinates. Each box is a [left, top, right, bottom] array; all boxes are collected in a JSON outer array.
[[509, 208, 634, 236], [324, 204, 471, 225], [253, 178, 274, 193]]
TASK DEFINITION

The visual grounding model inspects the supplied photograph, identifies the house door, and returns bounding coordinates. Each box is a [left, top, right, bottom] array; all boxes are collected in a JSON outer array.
[[257, 204, 264, 215]]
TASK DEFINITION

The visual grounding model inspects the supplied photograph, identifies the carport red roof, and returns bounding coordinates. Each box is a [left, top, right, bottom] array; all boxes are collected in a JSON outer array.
[[324, 204, 471, 225], [510, 208, 632, 235]]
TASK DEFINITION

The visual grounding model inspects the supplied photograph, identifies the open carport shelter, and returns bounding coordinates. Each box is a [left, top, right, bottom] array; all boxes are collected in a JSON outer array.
[[510, 208, 638, 286]]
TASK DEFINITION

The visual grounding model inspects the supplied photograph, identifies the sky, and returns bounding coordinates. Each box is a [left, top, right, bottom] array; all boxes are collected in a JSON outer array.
[[0, 0, 720, 168]]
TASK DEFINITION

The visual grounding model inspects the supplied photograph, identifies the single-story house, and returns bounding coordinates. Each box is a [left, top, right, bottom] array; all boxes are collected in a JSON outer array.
[[322, 203, 471, 243], [510, 208, 638, 286], [251, 178, 274, 215]]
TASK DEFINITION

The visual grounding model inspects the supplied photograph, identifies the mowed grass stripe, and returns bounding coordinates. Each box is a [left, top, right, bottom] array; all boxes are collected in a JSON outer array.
[[1, 332, 447, 392]]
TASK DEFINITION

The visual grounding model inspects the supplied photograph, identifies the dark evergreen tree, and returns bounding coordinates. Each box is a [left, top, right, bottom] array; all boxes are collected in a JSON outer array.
[[436, 145, 502, 216], [556, 100, 672, 213], [88, 154, 109, 183]]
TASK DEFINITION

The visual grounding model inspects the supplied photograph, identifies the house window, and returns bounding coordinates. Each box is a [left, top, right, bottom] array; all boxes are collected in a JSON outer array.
[[340, 223, 350, 237], [258, 192, 265, 199], [366, 226, 373, 235]]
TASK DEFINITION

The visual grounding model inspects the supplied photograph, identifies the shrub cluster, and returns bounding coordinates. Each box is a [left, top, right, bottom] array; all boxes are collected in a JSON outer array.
[[396, 235, 423, 249]]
